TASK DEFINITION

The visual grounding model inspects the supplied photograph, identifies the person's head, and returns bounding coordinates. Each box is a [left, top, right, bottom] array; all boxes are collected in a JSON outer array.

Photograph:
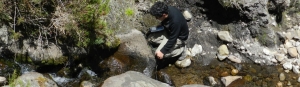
[[150, 1, 168, 21]]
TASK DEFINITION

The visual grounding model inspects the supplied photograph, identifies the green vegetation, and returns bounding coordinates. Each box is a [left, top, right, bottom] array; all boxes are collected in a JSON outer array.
[[125, 8, 134, 16], [2, 0, 119, 48], [0, 0, 11, 21], [9, 70, 18, 87]]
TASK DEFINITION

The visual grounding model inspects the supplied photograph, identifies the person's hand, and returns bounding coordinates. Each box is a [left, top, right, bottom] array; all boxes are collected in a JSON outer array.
[[155, 51, 164, 59]]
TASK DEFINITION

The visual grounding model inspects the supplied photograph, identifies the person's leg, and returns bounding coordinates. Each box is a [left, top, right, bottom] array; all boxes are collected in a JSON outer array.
[[155, 37, 185, 58]]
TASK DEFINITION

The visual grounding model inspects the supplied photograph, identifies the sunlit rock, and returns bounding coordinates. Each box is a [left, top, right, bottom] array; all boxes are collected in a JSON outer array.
[[221, 76, 242, 87], [285, 40, 294, 48], [175, 57, 191, 68], [275, 54, 286, 62], [102, 71, 171, 87], [283, 61, 293, 70], [218, 31, 233, 42], [279, 73, 285, 81], [12, 72, 58, 87], [298, 77, 300, 82], [80, 81, 94, 87], [217, 45, 229, 60], [183, 10, 192, 21], [277, 81, 283, 87], [0, 76, 6, 85], [293, 65, 300, 74], [227, 55, 241, 63], [285, 32, 293, 40], [288, 47, 298, 58], [190, 44, 202, 57]]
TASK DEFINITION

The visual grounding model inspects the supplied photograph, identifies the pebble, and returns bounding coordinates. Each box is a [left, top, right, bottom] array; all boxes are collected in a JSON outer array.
[[231, 69, 238, 76], [279, 73, 285, 81]]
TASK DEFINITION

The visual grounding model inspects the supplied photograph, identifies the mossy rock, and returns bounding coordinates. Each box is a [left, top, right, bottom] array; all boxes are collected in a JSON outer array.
[[15, 54, 68, 65]]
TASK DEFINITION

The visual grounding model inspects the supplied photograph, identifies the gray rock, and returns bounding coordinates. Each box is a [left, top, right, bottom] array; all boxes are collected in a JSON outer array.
[[8, 40, 64, 65], [12, 72, 58, 87], [227, 55, 241, 63], [218, 31, 233, 42], [102, 71, 171, 87], [0, 24, 8, 45], [112, 29, 155, 77]]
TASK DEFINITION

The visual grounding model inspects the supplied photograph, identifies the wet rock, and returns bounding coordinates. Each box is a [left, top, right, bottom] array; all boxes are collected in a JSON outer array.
[[288, 47, 298, 58], [181, 84, 210, 87], [218, 31, 233, 42], [80, 81, 94, 87], [109, 29, 156, 77], [183, 10, 192, 21], [277, 81, 283, 87], [227, 55, 241, 63], [287, 81, 291, 86], [221, 76, 242, 87], [208, 76, 217, 86], [220, 71, 229, 77], [102, 71, 171, 87], [12, 72, 58, 87], [231, 69, 238, 76], [156, 71, 174, 86], [279, 73, 285, 81], [217, 45, 229, 60]]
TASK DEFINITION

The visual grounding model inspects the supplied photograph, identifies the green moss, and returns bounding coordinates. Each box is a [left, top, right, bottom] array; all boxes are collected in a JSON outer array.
[[40, 56, 68, 65], [15, 53, 67, 65], [125, 8, 134, 16]]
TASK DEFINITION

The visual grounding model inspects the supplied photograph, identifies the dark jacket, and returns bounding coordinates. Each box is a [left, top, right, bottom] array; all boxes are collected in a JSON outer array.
[[160, 6, 189, 54]]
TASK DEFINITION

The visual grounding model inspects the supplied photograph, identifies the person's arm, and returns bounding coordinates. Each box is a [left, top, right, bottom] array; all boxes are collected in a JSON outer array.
[[160, 22, 181, 54]]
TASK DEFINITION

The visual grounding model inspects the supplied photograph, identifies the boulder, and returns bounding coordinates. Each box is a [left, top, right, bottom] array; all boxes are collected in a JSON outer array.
[[102, 71, 171, 87], [11, 72, 57, 87], [8, 40, 65, 65], [99, 29, 155, 77]]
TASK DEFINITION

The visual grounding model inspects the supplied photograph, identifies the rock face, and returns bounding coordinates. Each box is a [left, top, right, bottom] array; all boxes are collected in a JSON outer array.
[[8, 40, 65, 65], [99, 29, 156, 77], [102, 71, 171, 87], [11, 72, 58, 87]]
